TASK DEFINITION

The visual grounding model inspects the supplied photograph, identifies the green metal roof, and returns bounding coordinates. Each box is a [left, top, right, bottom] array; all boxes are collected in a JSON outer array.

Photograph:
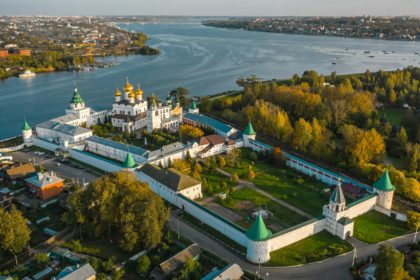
[[70, 87, 84, 105], [190, 101, 197, 110], [123, 152, 136, 168], [330, 183, 346, 204], [243, 122, 255, 135], [246, 212, 272, 241], [373, 171, 395, 192], [22, 119, 31, 131], [338, 217, 353, 225]]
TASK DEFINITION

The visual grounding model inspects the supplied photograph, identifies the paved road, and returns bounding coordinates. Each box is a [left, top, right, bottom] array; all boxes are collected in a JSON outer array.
[[11, 150, 99, 184], [215, 167, 313, 219], [169, 211, 418, 280]]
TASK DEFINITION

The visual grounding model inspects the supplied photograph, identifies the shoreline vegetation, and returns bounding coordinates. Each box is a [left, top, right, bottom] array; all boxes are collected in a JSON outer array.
[[202, 16, 420, 41], [0, 16, 160, 81]]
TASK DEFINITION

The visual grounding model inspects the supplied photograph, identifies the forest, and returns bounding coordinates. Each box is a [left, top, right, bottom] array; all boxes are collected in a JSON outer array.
[[199, 67, 420, 204]]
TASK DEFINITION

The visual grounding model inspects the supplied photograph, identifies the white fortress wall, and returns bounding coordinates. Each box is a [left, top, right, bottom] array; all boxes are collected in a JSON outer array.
[[32, 136, 60, 152], [69, 149, 122, 173], [374, 205, 408, 222], [340, 194, 378, 219], [268, 218, 326, 252]]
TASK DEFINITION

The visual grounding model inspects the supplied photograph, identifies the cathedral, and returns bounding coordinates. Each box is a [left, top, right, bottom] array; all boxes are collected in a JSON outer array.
[[111, 78, 183, 133]]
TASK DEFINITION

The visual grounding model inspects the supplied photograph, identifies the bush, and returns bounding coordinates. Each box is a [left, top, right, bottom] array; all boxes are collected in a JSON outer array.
[[136, 255, 151, 276]]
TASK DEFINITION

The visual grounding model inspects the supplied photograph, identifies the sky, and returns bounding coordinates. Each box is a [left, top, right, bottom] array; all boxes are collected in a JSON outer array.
[[2, 0, 420, 16]]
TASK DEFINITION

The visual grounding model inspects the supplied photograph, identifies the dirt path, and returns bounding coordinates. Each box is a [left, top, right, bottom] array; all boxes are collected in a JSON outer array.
[[215, 167, 313, 219]]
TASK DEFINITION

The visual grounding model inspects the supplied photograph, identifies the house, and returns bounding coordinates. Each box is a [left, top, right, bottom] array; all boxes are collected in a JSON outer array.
[[56, 263, 96, 280], [5, 163, 36, 183], [24, 171, 64, 200], [196, 134, 225, 158], [151, 244, 201, 280], [138, 164, 202, 200], [342, 183, 367, 199], [201, 263, 244, 280]]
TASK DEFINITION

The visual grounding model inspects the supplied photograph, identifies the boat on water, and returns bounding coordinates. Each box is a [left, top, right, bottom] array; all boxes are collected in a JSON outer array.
[[19, 70, 36, 78]]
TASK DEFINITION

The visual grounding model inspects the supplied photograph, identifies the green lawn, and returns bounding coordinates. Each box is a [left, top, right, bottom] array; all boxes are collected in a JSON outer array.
[[379, 107, 405, 126], [353, 211, 409, 243], [219, 187, 308, 230], [223, 149, 331, 216], [268, 231, 353, 266]]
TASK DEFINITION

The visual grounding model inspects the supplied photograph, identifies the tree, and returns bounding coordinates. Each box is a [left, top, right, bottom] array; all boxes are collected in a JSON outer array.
[[407, 211, 420, 232], [217, 156, 226, 167], [340, 125, 385, 165], [170, 87, 190, 107], [247, 165, 255, 181], [136, 255, 151, 276], [66, 172, 169, 252], [173, 259, 201, 280], [0, 206, 31, 266], [232, 172, 239, 184], [292, 118, 313, 152], [179, 125, 204, 143], [375, 244, 413, 280]]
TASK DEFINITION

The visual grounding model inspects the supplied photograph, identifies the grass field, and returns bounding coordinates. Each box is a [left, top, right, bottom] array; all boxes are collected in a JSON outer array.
[[63, 239, 132, 262], [219, 187, 308, 230], [353, 211, 409, 244], [268, 231, 353, 266], [379, 107, 405, 126], [223, 149, 331, 216]]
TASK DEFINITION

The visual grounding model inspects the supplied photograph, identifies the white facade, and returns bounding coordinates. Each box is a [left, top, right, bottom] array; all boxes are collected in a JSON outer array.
[[147, 102, 183, 133]]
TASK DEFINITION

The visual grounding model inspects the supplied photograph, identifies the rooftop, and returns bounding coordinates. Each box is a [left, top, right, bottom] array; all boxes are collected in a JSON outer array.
[[58, 263, 96, 280], [330, 182, 346, 205], [146, 142, 186, 159], [158, 244, 201, 276], [373, 171, 395, 192], [243, 122, 255, 135], [139, 164, 201, 192], [87, 136, 147, 157], [6, 164, 36, 178], [246, 212, 272, 241], [184, 113, 234, 135], [24, 171, 63, 188], [37, 121, 92, 137]]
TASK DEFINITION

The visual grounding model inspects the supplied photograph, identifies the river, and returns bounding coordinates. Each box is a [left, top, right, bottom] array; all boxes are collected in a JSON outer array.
[[0, 21, 419, 138]]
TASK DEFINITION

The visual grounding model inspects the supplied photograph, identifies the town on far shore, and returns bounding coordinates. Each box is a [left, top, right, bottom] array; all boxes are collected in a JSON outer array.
[[0, 69, 419, 280]]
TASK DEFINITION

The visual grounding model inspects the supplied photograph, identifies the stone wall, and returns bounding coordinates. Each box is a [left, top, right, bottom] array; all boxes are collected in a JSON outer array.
[[32, 137, 60, 152], [69, 149, 123, 173], [268, 218, 326, 252], [374, 205, 407, 222]]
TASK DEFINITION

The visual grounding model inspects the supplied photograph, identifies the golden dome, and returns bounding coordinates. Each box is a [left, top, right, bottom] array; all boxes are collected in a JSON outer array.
[[135, 84, 143, 96], [128, 91, 135, 98], [115, 88, 121, 96], [124, 78, 134, 92]]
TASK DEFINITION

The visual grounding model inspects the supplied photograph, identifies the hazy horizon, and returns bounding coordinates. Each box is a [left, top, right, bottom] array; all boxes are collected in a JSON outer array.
[[2, 0, 420, 17]]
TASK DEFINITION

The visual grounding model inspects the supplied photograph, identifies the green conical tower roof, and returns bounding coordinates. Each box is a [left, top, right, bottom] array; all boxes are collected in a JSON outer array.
[[123, 152, 136, 168], [373, 171, 395, 192], [246, 212, 272, 241], [190, 101, 197, 110], [330, 181, 346, 205], [22, 119, 31, 131], [70, 87, 84, 105], [243, 122, 255, 135]]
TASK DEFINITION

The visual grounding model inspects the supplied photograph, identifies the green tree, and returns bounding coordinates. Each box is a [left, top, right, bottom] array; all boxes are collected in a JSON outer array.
[[407, 211, 420, 232], [217, 155, 226, 167], [375, 244, 413, 280], [232, 172, 239, 184], [170, 87, 190, 107], [136, 255, 151, 276], [66, 172, 169, 252], [0, 206, 31, 266]]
